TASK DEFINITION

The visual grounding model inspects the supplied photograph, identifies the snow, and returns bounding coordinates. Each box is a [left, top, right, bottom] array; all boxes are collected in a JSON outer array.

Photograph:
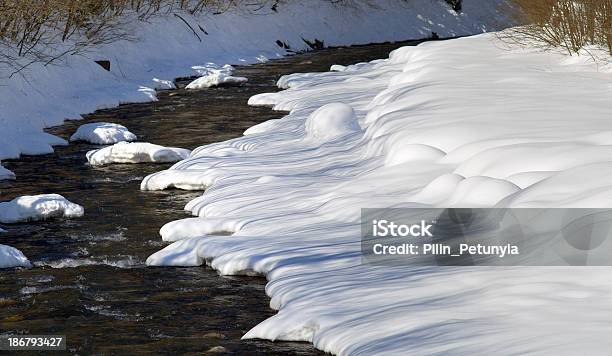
[[152, 78, 176, 90], [185, 64, 248, 89], [186, 73, 247, 89], [70, 122, 137, 145], [160, 217, 240, 242], [0, 245, 31, 269], [145, 32, 612, 354], [0, 0, 509, 175], [0, 194, 84, 223], [0, 163, 15, 180], [330, 64, 347, 72], [86, 142, 191, 165], [304, 103, 361, 141]]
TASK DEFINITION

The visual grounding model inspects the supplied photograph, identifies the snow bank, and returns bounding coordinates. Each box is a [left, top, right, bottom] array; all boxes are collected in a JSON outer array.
[[70, 122, 137, 144], [146, 33, 612, 354], [86, 142, 191, 165], [0, 0, 509, 172], [0, 194, 84, 223], [186, 64, 247, 89], [0, 163, 15, 180], [0, 245, 31, 269]]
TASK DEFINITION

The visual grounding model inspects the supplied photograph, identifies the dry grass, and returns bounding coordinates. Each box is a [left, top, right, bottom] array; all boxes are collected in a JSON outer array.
[[504, 0, 612, 55]]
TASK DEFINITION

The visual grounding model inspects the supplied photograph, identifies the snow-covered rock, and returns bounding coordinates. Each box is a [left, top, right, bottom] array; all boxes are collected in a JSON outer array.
[[0, 194, 84, 223], [152, 78, 176, 90], [186, 64, 247, 89], [0, 163, 15, 180], [0, 245, 31, 269], [86, 142, 190, 165], [70, 122, 137, 144], [186, 73, 248, 89], [330, 64, 347, 72], [146, 32, 612, 354], [305, 103, 361, 140]]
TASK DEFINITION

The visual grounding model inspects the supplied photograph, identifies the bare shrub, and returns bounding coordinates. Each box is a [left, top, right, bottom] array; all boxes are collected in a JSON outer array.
[[504, 0, 612, 55], [0, 0, 282, 77], [1, 1, 138, 76]]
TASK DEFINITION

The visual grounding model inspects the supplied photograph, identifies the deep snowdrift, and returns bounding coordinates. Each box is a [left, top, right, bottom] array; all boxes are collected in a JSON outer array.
[[0, 0, 509, 176], [145, 33, 612, 354]]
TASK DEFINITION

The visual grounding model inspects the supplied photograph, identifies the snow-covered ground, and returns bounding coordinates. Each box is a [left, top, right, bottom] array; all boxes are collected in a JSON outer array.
[[0, 0, 509, 178], [145, 33, 612, 354]]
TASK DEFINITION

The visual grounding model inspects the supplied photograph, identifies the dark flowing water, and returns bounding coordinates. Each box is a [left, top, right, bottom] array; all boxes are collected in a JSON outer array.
[[0, 40, 423, 354]]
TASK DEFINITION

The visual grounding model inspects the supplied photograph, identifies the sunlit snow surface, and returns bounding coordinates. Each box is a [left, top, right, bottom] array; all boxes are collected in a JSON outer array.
[[143, 33, 612, 354]]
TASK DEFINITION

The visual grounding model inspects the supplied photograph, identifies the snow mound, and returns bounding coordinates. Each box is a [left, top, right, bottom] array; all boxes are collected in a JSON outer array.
[[0, 194, 84, 223], [0, 163, 15, 180], [0, 245, 31, 269], [446, 176, 521, 207], [70, 122, 137, 144], [305, 103, 361, 140], [385, 143, 446, 166], [86, 142, 190, 165], [186, 63, 247, 89]]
